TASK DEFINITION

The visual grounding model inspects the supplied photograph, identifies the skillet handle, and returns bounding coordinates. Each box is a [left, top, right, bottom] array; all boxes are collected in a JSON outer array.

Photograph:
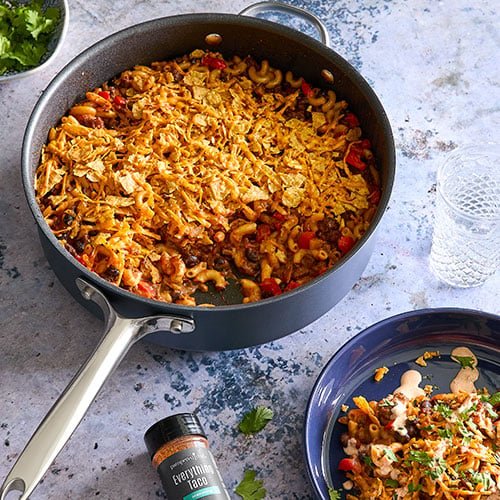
[[0, 280, 195, 500], [239, 1, 331, 47], [0, 313, 143, 500]]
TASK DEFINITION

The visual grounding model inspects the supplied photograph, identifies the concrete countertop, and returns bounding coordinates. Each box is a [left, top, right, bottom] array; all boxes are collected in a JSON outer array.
[[0, 0, 498, 498]]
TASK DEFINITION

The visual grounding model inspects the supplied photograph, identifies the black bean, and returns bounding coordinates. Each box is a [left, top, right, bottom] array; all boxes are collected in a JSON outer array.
[[171, 69, 183, 82], [184, 255, 199, 268], [245, 248, 259, 262], [406, 422, 419, 438], [317, 217, 341, 243], [63, 213, 74, 225], [73, 239, 86, 254], [377, 404, 393, 426], [420, 400, 432, 414], [104, 266, 120, 280], [77, 114, 104, 129], [213, 257, 228, 270], [88, 230, 99, 237]]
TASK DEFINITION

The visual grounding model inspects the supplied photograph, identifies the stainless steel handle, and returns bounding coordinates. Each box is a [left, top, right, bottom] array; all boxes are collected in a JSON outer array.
[[239, 1, 330, 47], [0, 279, 195, 499]]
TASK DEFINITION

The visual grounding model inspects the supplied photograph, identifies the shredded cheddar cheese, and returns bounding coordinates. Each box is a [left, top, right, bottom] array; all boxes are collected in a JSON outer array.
[[374, 366, 390, 382], [35, 50, 380, 305]]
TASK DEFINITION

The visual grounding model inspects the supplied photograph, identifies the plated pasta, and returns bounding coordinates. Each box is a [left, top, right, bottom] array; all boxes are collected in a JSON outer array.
[[35, 49, 380, 305], [337, 352, 500, 499]]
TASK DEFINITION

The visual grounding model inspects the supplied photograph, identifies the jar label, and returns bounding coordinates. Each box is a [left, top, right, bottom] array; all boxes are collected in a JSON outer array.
[[158, 447, 230, 499]]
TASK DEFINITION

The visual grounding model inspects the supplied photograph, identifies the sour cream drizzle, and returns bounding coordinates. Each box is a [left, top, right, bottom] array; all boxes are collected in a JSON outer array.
[[394, 369, 425, 399], [450, 346, 478, 394]]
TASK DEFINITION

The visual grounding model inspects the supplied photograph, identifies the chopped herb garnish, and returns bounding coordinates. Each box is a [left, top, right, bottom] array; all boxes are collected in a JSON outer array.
[[435, 403, 453, 418], [362, 455, 374, 467], [469, 471, 493, 490], [457, 421, 473, 441], [328, 488, 342, 500], [426, 458, 447, 479], [485, 405, 498, 419], [238, 406, 274, 435], [459, 403, 477, 420], [235, 470, 266, 500], [383, 448, 399, 463], [488, 392, 500, 406], [385, 479, 399, 488], [421, 425, 433, 431], [438, 428, 452, 439], [407, 450, 432, 466], [408, 483, 423, 492], [451, 355, 475, 369], [379, 398, 395, 408]]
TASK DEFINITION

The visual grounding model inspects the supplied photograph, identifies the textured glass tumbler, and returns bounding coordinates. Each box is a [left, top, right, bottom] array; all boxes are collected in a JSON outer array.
[[429, 144, 500, 287]]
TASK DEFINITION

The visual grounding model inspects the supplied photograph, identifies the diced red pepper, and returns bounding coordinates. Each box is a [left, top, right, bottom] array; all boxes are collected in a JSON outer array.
[[343, 112, 360, 128], [338, 235, 355, 255], [345, 149, 367, 170], [284, 281, 301, 292], [98, 90, 110, 100], [360, 138, 371, 149], [256, 224, 271, 243], [272, 212, 286, 230], [113, 95, 127, 108], [73, 254, 86, 266], [260, 278, 282, 297], [369, 187, 381, 205], [385, 419, 395, 430], [136, 280, 156, 299], [201, 55, 227, 70], [301, 81, 314, 97], [338, 458, 361, 473], [298, 231, 315, 250]]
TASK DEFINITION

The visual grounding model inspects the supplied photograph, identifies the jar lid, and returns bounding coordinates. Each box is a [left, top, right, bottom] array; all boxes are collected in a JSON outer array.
[[144, 413, 207, 459]]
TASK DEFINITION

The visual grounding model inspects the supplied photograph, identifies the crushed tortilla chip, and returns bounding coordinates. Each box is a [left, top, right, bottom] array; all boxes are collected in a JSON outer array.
[[374, 366, 389, 382]]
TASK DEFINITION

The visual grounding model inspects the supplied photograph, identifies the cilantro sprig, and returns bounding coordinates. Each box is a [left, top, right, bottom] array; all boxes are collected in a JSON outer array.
[[238, 406, 274, 435], [235, 469, 266, 500], [328, 488, 342, 500], [0, 0, 60, 75], [451, 355, 475, 369], [488, 392, 500, 406]]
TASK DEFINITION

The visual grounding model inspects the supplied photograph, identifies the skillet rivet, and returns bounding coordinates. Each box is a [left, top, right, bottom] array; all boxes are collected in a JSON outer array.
[[81, 287, 93, 300], [321, 69, 334, 84], [170, 320, 183, 334], [205, 33, 223, 46]]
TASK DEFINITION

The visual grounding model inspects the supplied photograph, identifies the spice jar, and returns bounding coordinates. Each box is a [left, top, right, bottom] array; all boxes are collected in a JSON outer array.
[[144, 413, 230, 499]]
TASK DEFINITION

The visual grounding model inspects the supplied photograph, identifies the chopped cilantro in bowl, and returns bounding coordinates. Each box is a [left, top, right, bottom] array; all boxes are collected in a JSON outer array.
[[0, 0, 67, 80]]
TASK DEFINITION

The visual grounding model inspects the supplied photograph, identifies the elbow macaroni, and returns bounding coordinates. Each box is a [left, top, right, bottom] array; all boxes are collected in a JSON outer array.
[[35, 49, 381, 304]]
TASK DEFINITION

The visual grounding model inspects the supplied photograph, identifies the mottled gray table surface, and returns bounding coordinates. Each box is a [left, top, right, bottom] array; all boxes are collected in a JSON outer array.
[[0, 0, 499, 499]]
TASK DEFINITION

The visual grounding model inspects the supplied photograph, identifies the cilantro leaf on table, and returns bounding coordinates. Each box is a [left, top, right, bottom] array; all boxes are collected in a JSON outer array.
[[0, 0, 60, 75], [238, 406, 274, 435], [235, 470, 266, 500]]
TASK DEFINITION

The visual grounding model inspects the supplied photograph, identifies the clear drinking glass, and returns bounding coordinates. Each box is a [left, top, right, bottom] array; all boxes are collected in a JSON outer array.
[[429, 144, 500, 287]]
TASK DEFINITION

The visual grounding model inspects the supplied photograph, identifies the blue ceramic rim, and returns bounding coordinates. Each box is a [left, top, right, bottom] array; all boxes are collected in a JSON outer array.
[[303, 307, 500, 499]]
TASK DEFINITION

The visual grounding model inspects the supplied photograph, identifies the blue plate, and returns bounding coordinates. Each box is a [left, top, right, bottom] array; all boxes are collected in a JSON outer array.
[[304, 308, 500, 499]]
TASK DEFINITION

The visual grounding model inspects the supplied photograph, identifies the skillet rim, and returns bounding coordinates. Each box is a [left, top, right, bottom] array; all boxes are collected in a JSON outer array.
[[21, 12, 396, 313]]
